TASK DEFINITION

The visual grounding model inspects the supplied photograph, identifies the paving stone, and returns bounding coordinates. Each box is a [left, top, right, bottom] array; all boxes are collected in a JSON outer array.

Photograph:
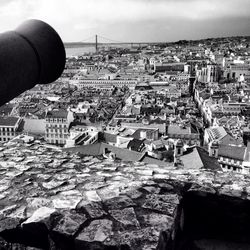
[[142, 186, 161, 194], [118, 227, 160, 250], [26, 198, 53, 217], [141, 212, 174, 229], [42, 180, 66, 190], [76, 200, 107, 218], [53, 211, 87, 236], [104, 195, 135, 210], [22, 207, 56, 226], [142, 194, 179, 215], [76, 219, 113, 243], [110, 207, 140, 228], [52, 190, 83, 209], [97, 185, 121, 201]]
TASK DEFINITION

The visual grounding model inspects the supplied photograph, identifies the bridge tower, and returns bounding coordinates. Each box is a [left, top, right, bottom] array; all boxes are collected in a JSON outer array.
[[95, 34, 98, 52]]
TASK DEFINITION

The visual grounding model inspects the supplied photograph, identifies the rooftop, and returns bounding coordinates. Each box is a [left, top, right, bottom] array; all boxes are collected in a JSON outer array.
[[206, 127, 227, 141], [0, 116, 20, 127], [167, 124, 191, 135], [46, 109, 68, 119], [218, 144, 246, 161]]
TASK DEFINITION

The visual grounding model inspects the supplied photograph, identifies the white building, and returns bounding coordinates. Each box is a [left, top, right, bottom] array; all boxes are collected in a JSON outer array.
[[0, 117, 23, 143], [204, 126, 227, 145], [45, 109, 74, 146], [208, 141, 250, 174], [75, 79, 137, 90], [65, 126, 98, 148]]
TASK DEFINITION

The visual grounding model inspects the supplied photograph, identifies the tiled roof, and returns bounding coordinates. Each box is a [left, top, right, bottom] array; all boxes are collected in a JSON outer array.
[[220, 134, 242, 146], [0, 117, 19, 127], [199, 92, 210, 100], [0, 104, 14, 115], [140, 155, 172, 167], [180, 147, 204, 169], [196, 147, 221, 171], [64, 142, 144, 162], [167, 125, 191, 135], [150, 117, 166, 124], [127, 139, 145, 152], [46, 110, 68, 118], [180, 147, 221, 171], [104, 132, 117, 143], [218, 144, 246, 161], [132, 128, 157, 140]]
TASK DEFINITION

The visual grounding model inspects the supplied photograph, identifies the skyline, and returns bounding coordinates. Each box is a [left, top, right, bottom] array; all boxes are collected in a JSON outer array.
[[0, 0, 250, 43]]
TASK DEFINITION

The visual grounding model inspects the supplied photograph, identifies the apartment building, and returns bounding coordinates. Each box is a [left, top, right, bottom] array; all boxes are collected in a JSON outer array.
[[0, 117, 23, 143], [45, 109, 74, 146]]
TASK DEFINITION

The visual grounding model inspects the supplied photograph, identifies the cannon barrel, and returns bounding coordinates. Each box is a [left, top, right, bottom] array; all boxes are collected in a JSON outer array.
[[0, 19, 66, 106]]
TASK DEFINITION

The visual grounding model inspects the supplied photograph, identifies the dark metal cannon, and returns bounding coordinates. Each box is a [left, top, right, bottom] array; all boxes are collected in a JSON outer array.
[[0, 19, 66, 106]]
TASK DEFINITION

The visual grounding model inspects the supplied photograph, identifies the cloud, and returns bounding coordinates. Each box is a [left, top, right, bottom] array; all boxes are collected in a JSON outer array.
[[0, 0, 250, 41]]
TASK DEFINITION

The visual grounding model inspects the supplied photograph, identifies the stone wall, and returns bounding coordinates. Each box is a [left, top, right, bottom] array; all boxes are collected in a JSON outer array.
[[1, 142, 250, 249]]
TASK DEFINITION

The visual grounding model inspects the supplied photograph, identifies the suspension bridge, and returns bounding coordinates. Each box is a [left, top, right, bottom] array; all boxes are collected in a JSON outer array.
[[64, 34, 164, 51]]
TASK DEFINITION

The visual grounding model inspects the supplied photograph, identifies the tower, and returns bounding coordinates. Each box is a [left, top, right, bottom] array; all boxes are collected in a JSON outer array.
[[174, 139, 184, 164], [208, 141, 219, 158], [95, 34, 98, 52]]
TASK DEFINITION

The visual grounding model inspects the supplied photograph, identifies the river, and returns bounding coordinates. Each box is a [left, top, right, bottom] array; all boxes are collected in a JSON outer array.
[[65, 46, 95, 57]]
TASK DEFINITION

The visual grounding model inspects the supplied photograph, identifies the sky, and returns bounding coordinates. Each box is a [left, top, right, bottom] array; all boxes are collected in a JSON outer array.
[[0, 0, 250, 43]]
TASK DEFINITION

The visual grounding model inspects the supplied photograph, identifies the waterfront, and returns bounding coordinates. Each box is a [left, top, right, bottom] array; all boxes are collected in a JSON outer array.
[[65, 45, 95, 57], [65, 44, 132, 57]]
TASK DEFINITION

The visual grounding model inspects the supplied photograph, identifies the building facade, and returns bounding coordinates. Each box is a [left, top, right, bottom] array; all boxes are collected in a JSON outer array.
[[0, 117, 23, 143], [45, 109, 74, 146], [75, 80, 137, 90]]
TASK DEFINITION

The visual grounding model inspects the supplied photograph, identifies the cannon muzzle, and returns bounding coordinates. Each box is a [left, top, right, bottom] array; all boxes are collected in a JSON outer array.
[[0, 19, 66, 106]]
